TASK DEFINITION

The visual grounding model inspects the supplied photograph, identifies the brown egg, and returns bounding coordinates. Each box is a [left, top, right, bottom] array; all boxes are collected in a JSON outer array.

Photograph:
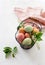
[[25, 33, 30, 38], [33, 27, 39, 33], [19, 27, 25, 34]]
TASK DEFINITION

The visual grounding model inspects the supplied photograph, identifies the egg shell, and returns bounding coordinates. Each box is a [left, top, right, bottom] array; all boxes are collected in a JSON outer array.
[[22, 38, 32, 45], [33, 27, 39, 33], [24, 25, 33, 32], [25, 33, 30, 38], [19, 27, 25, 34], [16, 33, 25, 43]]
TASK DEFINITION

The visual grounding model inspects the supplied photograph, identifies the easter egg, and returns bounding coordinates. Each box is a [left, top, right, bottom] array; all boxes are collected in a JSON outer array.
[[19, 27, 25, 34], [22, 38, 32, 45], [16, 33, 25, 43], [25, 33, 30, 38], [24, 25, 33, 32], [33, 27, 39, 33]]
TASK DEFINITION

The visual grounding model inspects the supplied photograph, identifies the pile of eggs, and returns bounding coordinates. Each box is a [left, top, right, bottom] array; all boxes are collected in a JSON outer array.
[[16, 23, 39, 49]]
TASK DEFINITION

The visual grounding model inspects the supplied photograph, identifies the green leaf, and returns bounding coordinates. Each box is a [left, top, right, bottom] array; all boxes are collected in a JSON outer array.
[[17, 22, 24, 30], [37, 37, 42, 41], [33, 32, 43, 41], [17, 25, 22, 30], [36, 32, 43, 38], [31, 40, 35, 46], [12, 47, 18, 58], [5, 52, 11, 58], [12, 53, 15, 57], [3, 47, 12, 58], [36, 32, 43, 41], [3, 47, 12, 53]]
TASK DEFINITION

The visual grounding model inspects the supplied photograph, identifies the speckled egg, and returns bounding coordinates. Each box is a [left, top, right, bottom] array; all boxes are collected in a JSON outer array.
[[22, 38, 32, 45], [24, 25, 33, 32], [16, 33, 25, 43]]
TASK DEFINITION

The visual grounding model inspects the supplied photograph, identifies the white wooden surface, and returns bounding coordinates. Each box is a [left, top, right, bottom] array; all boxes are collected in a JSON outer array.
[[0, 0, 45, 65]]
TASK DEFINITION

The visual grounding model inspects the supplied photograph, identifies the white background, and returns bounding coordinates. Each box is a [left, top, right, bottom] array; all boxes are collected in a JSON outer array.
[[0, 0, 45, 65]]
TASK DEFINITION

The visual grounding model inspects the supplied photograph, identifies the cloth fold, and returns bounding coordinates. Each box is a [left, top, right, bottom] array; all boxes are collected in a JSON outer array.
[[14, 7, 45, 26]]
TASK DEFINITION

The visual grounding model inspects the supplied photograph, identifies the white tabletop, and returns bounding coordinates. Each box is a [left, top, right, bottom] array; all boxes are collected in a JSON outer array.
[[0, 0, 45, 65]]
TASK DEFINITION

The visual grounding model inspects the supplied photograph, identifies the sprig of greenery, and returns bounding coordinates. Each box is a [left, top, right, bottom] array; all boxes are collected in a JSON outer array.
[[3, 46, 18, 58], [17, 22, 24, 30], [33, 32, 43, 41], [3, 47, 12, 58], [12, 47, 18, 58]]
